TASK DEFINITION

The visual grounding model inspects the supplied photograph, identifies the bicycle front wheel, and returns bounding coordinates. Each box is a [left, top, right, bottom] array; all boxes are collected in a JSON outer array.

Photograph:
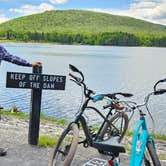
[[144, 140, 161, 166], [49, 123, 79, 166], [99, 111, 129, 142]]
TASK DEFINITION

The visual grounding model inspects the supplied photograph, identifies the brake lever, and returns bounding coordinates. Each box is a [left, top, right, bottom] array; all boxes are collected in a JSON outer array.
[[160, 78, 166, 82], [70, 79, 81, 86], [154, 89, 166, 95]]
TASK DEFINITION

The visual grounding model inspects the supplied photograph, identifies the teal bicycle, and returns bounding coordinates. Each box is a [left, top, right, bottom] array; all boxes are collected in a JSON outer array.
[[99, 78, 166, 166]]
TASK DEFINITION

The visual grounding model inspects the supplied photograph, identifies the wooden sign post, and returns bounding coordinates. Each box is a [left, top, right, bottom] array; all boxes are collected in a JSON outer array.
[[6, 66, 66, 145], [29, 66, 42, 145]]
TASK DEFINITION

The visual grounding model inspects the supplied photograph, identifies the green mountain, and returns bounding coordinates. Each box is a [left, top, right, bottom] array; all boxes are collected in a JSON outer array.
[[0, 10, 166, 46], [0, 10, 166, 34]]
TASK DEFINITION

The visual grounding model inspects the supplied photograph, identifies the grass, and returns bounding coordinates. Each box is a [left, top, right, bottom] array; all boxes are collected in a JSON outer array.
[[151, 133, 166, 141], [0, 109, 67, 126], [124, 144, 166, 161], [124, 145, 132, 154], [0, 39, 18, 43], [38, 134, 73, 147], [40, 113, 67, 126], [38, 135, 59, 147], [125, 130, 166, 141], [125, 130, 134, 137], [0, 39, 58, 44], [0, 110, 28, 119], [158, 153, 166, 161]]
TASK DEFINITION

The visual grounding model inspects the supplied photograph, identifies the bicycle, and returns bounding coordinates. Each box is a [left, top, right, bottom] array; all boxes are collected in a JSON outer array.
[[49, 64, 133, 166], [107, 78, 166, 166]]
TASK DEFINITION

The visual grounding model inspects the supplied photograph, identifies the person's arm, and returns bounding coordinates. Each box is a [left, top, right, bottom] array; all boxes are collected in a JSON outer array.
[[3, 53, 32, 66], [1, 46, 41, 67]]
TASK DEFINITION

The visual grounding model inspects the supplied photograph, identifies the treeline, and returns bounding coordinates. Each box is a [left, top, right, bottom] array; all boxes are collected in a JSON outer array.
[[0, 30, 166, 47]]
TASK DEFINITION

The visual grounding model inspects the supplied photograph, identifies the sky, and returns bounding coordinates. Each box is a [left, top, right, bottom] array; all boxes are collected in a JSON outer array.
[[0, 0, 166, 25]]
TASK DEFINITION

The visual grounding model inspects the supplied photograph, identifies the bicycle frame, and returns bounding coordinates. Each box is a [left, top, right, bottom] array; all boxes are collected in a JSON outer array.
[[105, 113, 154, 166], [130, 114, 152, 166], [69, 97, 115, 147]]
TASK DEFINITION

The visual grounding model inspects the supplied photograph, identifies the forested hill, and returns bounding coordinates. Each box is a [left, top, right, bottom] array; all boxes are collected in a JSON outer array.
[[0, 10, 166, 47]]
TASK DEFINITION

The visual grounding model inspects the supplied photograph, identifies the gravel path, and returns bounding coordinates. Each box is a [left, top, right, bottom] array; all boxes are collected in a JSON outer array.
[[0, 115, 165, 166]]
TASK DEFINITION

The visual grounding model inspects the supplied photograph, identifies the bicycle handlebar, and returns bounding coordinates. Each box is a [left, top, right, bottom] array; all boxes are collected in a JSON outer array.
[[69, 65, 95, 98], [69, 64, 80, 73], [154, 78, 166, 91], [154, 89, 166, 95], [69, 73, 82, 83], [93, 92, 133, 102], [106, 92, 133, 98]]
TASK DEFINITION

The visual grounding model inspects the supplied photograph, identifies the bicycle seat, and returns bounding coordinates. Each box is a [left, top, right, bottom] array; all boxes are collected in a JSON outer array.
[[93, 136, 125, 157]]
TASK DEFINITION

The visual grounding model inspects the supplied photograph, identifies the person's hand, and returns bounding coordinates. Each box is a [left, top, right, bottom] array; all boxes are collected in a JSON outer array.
[[32, 61, 42, 67]]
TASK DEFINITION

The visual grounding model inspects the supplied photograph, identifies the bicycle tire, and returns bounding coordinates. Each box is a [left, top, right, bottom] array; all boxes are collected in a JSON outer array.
[[144, 140, 161, 166], [49, 123, 79, 166], [98, 111, 129, 142]]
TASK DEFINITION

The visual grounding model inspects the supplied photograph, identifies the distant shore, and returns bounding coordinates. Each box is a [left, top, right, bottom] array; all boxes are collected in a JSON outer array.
[[1, 39, 166, 48], [0, 39, 58, 45]]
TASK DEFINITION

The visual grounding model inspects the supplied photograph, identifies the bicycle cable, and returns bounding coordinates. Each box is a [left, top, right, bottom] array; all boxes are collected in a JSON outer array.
[[145, 104, 155, 133], [144, 93, 156, 133], [74, 84, 84, 117]]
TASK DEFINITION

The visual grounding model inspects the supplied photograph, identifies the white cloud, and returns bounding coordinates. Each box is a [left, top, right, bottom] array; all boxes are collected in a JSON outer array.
[[49, 0, 68, 4], [89, 0, 166, 25], [9, 3, 55, 15], [130, 0, 166, 19], [0, 14, 9, 23]]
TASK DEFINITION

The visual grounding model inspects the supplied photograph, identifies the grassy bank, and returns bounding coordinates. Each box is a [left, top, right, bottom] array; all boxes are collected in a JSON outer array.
[[1, 109, 166, 141], [1, 109, 165, 152], [1, 109, 166, 140], [0, 39, 58, 44], [125, 130, 166, 141], [0, 109, 67, 126]]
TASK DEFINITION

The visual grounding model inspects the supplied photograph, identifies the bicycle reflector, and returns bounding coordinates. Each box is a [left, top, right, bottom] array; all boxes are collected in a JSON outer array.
[[108, 159, 114, 166]]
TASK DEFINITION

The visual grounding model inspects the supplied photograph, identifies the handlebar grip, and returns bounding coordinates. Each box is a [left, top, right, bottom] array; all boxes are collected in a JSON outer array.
[[69, 73, 82, 82], [70, 79, 81, 86], [160, 78, 166, 83], [117, 92, 133, 97], [69, 73, 77, 79], [106, 92, 133, 99], [154, 89, 166, 95], [154, 78, 166, 91]]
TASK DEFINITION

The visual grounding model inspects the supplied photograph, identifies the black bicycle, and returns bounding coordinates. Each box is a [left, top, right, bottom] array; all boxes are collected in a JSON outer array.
[[49, 65, 133, 166]]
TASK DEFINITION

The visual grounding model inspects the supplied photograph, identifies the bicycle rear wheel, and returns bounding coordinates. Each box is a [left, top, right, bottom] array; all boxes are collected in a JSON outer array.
[[98, 111, 129, 142], [49, 123, 79, 166], [144, 140, 161, 166]]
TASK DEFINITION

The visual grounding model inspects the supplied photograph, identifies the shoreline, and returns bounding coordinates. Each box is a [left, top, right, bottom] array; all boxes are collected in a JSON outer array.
[[0, 112, 165, 161], [1, 39, 166, 48]]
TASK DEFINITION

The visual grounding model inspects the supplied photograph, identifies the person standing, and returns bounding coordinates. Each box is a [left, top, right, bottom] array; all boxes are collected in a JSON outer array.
[[0, 44, 42, 156]]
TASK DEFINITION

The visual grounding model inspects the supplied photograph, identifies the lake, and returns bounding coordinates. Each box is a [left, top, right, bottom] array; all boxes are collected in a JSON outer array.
[[0, 43, 165, 134]]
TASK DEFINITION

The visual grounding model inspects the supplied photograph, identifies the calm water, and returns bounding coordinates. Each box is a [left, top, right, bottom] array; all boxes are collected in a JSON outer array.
[[0, 43, 165, 134]]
